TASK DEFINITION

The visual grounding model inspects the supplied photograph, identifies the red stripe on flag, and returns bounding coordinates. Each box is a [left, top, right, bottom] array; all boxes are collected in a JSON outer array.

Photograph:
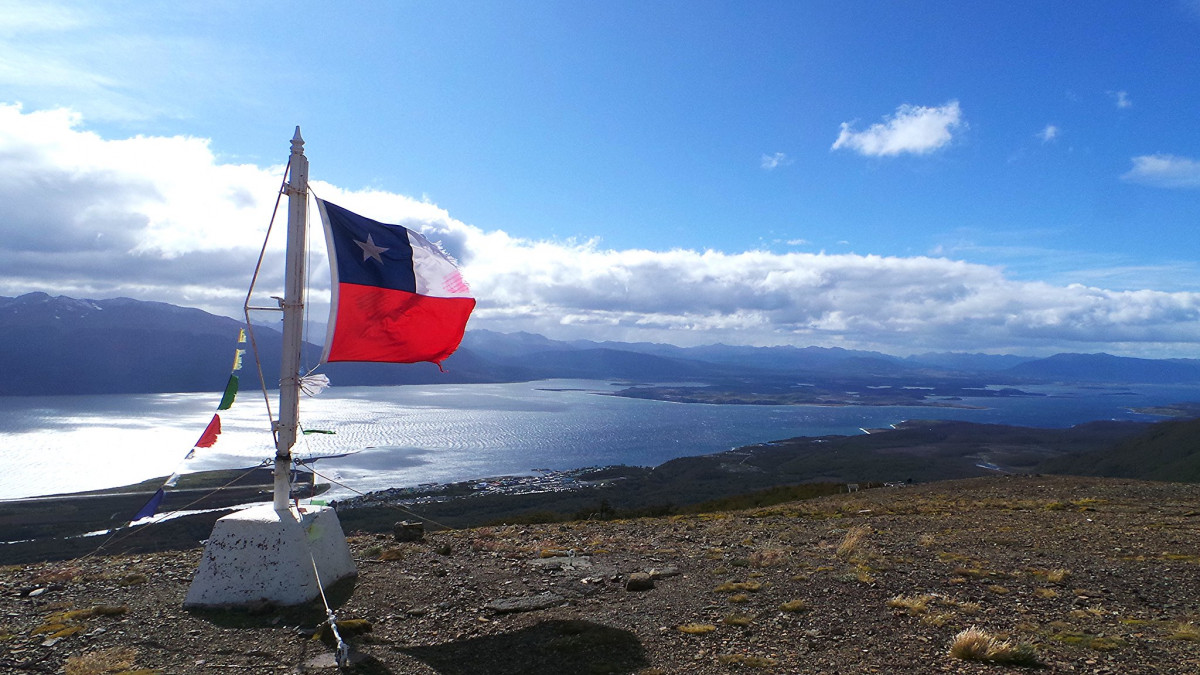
[[326, 283, 476, 364], [195, 414, 221, 448]]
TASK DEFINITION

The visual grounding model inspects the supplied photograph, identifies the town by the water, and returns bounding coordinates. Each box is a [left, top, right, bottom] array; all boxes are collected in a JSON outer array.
[[335, 466, 617, 510]]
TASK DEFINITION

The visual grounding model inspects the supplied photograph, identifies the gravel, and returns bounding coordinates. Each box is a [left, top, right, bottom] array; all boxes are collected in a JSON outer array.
[[2, 474, 1199, 674]]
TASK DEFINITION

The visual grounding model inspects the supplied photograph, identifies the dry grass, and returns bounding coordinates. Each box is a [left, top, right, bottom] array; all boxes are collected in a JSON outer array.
[[1170, 622, 1200, 641], [922, 612, 954, 627], [779, 599, 808, 613], [723, 613, 754, 626], [64, 646, 138, 675], [888, 593, 936, 615], [836, 525, 871, 560], [378, 547, 405, 561], [715, 581, 763, 593], [748, 548, 788, 567], [678, 623, 717, 634], [949, 626, 1039, 666]]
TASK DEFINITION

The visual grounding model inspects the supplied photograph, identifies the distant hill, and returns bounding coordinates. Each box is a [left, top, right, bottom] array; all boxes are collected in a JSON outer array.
[[6, 292, 1200, 396], [1005, 352, 1200, 384], [905, 351, 1034, 372], [0, 293, 509, 396], [1038, 415, 1200, 482], [0, 293, 263, 396]]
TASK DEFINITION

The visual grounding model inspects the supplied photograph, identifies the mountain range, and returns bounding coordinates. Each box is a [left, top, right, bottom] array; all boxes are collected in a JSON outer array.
[[4, 291, 1200, 397]]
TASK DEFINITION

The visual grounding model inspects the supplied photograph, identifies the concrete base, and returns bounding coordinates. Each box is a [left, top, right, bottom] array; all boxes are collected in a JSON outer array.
[[184, 504, 356, 608]]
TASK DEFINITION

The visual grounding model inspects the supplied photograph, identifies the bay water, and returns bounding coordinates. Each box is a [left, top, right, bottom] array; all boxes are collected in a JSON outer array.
[[2, 379, 1198, 501]]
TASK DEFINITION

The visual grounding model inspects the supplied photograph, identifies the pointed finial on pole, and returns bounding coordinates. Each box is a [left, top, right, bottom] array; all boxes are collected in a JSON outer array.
[[291, 126, 304, 154]]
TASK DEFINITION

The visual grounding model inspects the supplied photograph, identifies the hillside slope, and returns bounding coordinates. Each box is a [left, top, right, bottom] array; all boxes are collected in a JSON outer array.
[[1039, 416, 1200, 482], [2, 475, 1198, 673]]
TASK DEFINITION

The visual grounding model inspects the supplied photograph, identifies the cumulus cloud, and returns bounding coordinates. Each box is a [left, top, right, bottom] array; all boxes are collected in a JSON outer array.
[[1121, 154, 1200, 189], [832, 101, 964, 157], [760, 152, 791, 170], [2, 103, 1199, 356], [1038, 124, 1059, 143]]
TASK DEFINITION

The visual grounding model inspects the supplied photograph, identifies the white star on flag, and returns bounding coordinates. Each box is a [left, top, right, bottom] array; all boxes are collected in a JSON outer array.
[[355, 234, 389, 263]]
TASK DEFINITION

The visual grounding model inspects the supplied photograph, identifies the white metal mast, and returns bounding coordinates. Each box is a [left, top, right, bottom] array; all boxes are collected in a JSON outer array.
[[274, 126, 308, 510], [185, 128, 355, 610]]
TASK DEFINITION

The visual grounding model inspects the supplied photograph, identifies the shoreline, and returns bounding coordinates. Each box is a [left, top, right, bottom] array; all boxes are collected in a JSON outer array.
[[0, 414, 1177, 565]]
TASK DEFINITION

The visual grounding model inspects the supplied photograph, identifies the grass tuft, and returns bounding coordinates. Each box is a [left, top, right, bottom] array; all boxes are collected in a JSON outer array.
[[678, 623, 717, 634], [887, 594, 935, 616], [378, 547, 405, 561], [723, 613, 754, 626], [779, 599, 808, 613], [836, 525, 871, 560], [949, 626, 1039, 666], [715, 581, 763, 593], [65, 646, 138, 675], [1170, 622, 1200, 641]]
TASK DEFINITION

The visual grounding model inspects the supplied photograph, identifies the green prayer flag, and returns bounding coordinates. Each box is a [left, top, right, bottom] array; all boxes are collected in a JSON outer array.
[[303, 429, 336, 435], [217, 374, 239, 410]]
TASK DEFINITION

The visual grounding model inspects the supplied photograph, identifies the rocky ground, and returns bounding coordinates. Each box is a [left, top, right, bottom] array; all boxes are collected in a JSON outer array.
[[2, 474, 1199, 674]]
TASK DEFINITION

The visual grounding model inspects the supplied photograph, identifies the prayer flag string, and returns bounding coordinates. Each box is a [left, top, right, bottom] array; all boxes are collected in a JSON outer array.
[[128, 329, 248, 523]]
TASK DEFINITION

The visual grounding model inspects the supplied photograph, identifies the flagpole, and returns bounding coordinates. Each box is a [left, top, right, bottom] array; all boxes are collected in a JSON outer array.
[[274, 127, 308, 511]]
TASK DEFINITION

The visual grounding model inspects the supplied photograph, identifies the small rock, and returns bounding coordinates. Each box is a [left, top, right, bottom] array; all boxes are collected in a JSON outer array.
[[393, 521, 425, 543], [648, 566, 680, 579], [625, 572, 654, 592]]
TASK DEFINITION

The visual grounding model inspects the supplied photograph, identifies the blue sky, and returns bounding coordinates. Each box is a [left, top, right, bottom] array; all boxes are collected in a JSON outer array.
[[2, 1, 1199, 356]]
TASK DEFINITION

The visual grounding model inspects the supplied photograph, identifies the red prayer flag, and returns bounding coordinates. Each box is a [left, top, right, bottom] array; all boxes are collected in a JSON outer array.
[[195, 414, 221, 448]]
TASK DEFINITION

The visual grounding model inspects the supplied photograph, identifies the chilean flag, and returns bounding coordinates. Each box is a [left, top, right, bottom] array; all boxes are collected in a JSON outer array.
[[318, 199, 475, 365]]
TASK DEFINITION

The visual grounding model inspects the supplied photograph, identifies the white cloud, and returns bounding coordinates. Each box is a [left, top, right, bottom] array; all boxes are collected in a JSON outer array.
[[760, 152, 791, 170], [1121, 154, 1200, 189], [1038, 124, 1059, 142], [2, 104, 1199, 357], [832, 101, 964, 157], [1111, 90, 1133, 109]]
